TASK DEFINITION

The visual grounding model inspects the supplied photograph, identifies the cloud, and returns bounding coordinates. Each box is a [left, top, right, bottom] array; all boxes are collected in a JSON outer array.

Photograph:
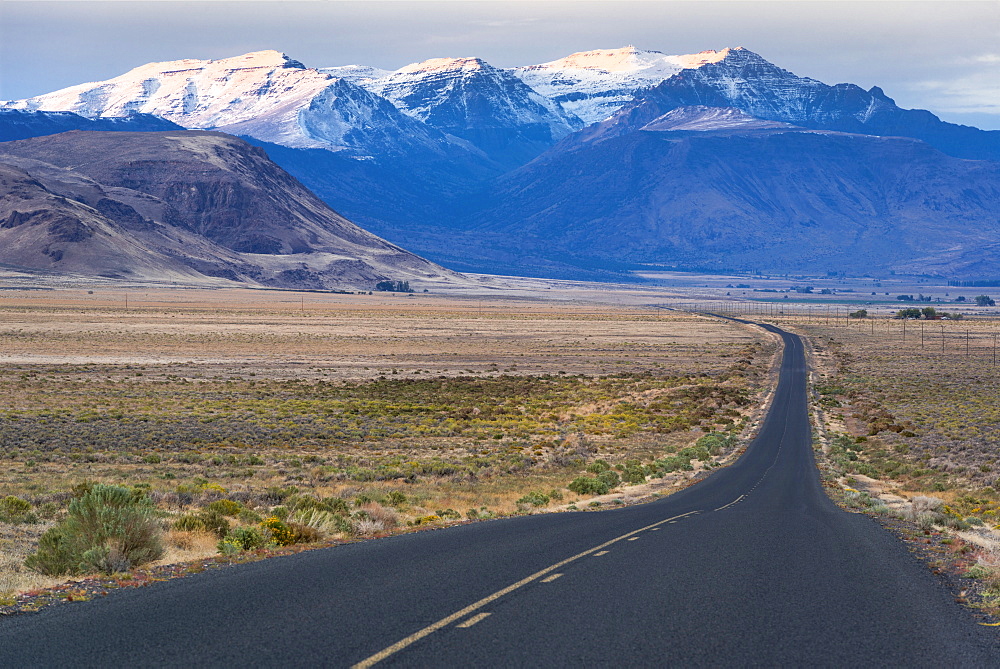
[[910, 72, 1000, 115], [469, 18, 540, 28]]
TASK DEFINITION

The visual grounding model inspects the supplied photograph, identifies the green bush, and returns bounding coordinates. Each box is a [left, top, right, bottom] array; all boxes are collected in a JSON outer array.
[[25, 484, 163, 576], [586, 459, 611, 474], [596, 470, 621, 489], [516, 491, 550, 508], [24, 525, 76, 575], [568, 476, 610, 496], [654, 455, 694, 473], [0, 495, 38, 524], [621, 465, 646, 485], [173, 515, 208, 532], [221, 525, 268, 552], [205, 499, 243, 517], [386, 491, 407, 507], [696, 432, 736, 456], [261, 517, 296, 546], [197, 509, 231, 538]]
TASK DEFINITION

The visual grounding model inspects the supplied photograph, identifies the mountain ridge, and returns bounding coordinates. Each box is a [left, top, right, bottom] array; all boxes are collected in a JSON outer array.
[[0, 130, 463, 289]]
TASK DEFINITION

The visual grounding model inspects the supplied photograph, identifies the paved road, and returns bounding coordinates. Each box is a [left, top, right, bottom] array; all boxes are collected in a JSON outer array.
[[3, 324, 998, 666]]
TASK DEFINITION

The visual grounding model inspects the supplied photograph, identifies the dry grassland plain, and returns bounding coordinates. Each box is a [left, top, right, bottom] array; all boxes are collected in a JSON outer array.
[[0, 287, 776, 598], [803, 317, 1000, 504]]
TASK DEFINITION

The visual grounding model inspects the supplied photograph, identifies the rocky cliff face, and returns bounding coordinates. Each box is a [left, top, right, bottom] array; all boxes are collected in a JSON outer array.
[[0, 130, 462, 289]]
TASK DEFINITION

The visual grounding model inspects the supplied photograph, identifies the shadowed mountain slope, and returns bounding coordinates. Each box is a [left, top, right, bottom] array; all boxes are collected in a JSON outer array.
[[0, 130, 462, 288]]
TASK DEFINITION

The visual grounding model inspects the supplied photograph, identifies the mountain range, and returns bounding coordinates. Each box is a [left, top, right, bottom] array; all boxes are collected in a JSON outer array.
[[3, 45, 999, 281]]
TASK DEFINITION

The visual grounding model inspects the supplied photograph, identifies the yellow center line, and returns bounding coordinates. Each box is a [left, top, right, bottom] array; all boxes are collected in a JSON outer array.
[[627, 537, 639, 541], [594, 550, 610, 556], [714, 495, 746, 512], [456, 613, 491, 628], [351, 510, 700, 668], [540, 573, 563, 583]]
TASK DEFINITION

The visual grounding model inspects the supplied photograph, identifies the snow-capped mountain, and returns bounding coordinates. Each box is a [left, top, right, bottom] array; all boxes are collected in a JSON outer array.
[[3, 51, 455, 158], [627, 47, 1000, 160], [513, 46, 729, 124], [352, 56, 582, 166]]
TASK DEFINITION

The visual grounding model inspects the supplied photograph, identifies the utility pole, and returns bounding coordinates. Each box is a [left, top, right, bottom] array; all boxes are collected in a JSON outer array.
[[921, 322, 924, 349]]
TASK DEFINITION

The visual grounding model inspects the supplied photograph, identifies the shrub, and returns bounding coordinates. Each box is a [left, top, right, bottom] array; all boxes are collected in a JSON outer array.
[[596, 470, 621, 489], [621, 465, 646, 485], [288, 522, 321, 544], [586, 459, 611, 474], [25, 483, 163, 576], [413, 514, 441, 525], [237, 508, 263, 524], [196, 509, 231, 538], [205, 499, 243, 517], [0, 495, 38, 524], [466, 507, 494, 520], [386, 491, 407, 507], [288, 508, 348, 536], [516, 491, 550, 508], [567, 476, 610, 496], [261, 516, 296, 546], [222, 526, 268, 552], [173, 515, 208, 532], [24, 526, 77, 576]]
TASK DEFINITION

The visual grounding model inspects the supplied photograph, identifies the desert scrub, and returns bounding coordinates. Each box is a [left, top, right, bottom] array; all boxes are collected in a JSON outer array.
[[219, 526, 268, 553], [260, 516, 296, 546], [0, 371, 757, 456], [0, 496, 38, 524], [25, 484, 164, 576], [516, 491, 551, 508], [567, 476, 610, 496]]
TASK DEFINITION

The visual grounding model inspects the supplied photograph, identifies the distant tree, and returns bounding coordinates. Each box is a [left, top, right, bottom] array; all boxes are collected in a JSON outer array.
[[956, 296, 966, 302], [975, 295, 996, 307], [375, 280, 412, 293], [895, 308, 921, 319], [820, 288, 833, 295], [849, 309, 868, 319], [921, 307, 937, 320], [896, 294, 915, 302]]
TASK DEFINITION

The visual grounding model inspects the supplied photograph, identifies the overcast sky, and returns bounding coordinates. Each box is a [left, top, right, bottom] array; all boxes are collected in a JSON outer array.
[[2, 1, 998, 129]]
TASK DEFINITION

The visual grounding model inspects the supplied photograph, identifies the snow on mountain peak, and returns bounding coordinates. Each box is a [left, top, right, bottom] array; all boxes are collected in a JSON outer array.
[[395, 57, 491, 75], [1, 50, 458, 156], [512, 46, 749, 125], [640, 105, 797, 132]]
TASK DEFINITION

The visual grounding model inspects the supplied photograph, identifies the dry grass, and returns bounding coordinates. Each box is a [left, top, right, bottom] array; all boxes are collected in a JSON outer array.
[[0, 287, 776, 597]]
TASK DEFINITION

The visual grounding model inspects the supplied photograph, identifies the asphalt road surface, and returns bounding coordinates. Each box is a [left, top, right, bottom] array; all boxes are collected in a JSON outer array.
[[3, 324, 999, 667]]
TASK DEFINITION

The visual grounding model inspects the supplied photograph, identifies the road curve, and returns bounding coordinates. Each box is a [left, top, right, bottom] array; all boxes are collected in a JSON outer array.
[[2, 323, 998, 666]]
